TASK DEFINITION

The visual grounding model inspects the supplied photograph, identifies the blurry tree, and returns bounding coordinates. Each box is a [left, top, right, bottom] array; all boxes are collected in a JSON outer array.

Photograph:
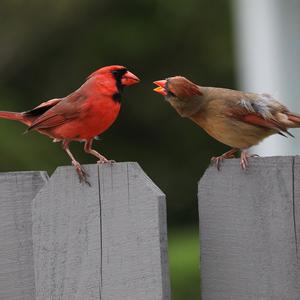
[[0, 0, 234, 226]]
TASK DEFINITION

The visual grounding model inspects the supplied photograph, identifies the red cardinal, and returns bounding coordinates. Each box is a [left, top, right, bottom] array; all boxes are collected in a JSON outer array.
[[0, 65, 139, 183], [154, 76, 300, 169]]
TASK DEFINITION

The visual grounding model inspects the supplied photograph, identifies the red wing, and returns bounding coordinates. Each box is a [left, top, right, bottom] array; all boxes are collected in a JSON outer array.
[[34, 98, 62, 109], [22, 98, 63, 125], [27, 115, 68, 130], [24, 98, 62, 117], [242, 114, 285, 131], [227, 108, 293, 137], [27, 92, 86, 132]]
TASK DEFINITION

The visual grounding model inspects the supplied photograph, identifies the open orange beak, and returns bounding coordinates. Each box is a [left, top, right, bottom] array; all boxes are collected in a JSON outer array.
[[121, 71, 140, 86], [153, 80, 167, 96]]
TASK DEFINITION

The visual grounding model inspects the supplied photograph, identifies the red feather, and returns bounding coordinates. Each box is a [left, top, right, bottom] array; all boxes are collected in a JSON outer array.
[[227, 108, 293, 137]]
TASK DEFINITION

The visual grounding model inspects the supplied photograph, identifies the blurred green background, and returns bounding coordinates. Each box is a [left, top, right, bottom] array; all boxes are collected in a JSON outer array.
[[0, 1, 234, 299]]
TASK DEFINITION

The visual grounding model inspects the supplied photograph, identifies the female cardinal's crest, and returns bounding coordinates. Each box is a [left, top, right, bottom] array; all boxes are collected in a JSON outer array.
[[168, 76, 203, 99]]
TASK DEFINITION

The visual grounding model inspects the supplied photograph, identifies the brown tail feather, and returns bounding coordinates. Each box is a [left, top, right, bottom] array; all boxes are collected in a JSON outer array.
[[0, 111, 31, 126]]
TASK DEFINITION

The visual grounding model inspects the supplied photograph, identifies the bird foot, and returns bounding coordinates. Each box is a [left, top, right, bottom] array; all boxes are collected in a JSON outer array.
[[211, 151, 236, 171], [211, 156, 225, 171], [211, 148, 258, 171], [96, 155, 116, 164], [97, 159, 116, 164], [72, 160, 90, 186], [240, 151, 250, 170]]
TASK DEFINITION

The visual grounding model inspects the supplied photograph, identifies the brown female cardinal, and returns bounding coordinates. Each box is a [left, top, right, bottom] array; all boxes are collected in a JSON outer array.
[[0, 65, 139, 184], [153, 76, 300, 169]]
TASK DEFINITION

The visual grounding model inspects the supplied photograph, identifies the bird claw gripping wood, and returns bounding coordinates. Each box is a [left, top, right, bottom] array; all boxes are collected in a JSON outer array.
[[96, 155, 116, 164], [211, 155, 234, 170], [97, 159, 116, 164], [211, 149, 251, 171], [240, 151, 250, 171], [211, 156, 224, 171], [211, 148, 238, 170], [72, 161, 91, 186]]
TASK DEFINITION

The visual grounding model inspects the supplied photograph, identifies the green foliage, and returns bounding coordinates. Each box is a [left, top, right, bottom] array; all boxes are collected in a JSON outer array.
[[169, 227, 200, 300]]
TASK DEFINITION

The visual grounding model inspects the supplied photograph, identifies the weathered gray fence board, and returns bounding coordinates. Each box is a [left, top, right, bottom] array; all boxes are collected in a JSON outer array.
[[294, 156, 300, 263], [32, 165, 102, 300], [198, 156, 300, 300], [0, 171, 48, 300], [99, 163, 169, 300], [32, 162, 170, 300]]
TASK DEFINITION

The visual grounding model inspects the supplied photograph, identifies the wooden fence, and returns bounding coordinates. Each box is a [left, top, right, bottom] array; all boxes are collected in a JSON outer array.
[[199, 156, 300, 300], [0, 157, 299, 299], [0, 163, 169, 300]]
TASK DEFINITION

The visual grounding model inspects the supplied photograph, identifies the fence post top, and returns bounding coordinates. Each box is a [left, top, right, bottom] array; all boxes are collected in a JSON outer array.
[[199, 155, 297, 183], [0, 170, 49, 178], [32, 162, 165, 197]]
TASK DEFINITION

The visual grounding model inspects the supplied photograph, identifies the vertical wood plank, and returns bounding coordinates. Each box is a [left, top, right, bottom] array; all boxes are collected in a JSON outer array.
[[0, 171, 48, 300], [292, 156, 300, 263], [198, 156, 299, 300], [99, 162, 170, 300], [32, 162, 170, 300], [32, 165, 102, 300]]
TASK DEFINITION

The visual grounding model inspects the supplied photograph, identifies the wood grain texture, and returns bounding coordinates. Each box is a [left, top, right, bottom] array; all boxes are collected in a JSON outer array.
[[198, 156, 300, 300], [293, 156, 300, 264], [0, 171, 48, 300], [32, 162, 170, 300]]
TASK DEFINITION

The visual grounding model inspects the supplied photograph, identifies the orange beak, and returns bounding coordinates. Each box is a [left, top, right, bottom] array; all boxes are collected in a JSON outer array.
[[121, 71, 140, 86], [153, 80, 167, 96]]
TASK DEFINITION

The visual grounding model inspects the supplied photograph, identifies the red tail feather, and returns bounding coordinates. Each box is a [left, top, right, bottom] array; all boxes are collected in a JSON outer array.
[[287, 112, 300, 125], [0, 111, 31, 126]]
